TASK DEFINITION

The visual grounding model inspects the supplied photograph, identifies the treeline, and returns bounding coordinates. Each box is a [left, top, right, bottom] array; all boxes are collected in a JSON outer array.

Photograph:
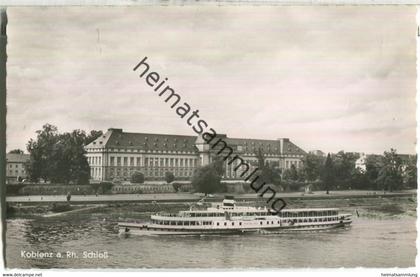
[[281, 149, 417, 192], [25, 124, 103, 184]]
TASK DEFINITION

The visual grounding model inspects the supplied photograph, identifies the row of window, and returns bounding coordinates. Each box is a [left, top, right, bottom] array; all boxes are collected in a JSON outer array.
[[285, 160, 303, 169], [108, 168, 194, 178], [185, 211, 338, 217], [7, 169, 25, 176], [151, 218, 338, 227]]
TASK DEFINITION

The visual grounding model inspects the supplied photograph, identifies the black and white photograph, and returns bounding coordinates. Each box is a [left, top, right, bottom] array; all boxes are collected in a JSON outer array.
[[1, 4, 417, 273]]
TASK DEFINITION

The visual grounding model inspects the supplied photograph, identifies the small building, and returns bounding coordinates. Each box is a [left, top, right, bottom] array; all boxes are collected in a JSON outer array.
[[6, 153, 30, 183], [355, 153, 367, 172]]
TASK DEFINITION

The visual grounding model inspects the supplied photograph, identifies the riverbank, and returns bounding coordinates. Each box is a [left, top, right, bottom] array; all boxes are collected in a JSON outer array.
[[6, 190, 416, 219], [6, 189, 416, 205]]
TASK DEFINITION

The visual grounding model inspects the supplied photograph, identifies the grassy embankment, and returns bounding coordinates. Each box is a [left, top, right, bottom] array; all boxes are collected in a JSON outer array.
[[7, 193, 416, 219]]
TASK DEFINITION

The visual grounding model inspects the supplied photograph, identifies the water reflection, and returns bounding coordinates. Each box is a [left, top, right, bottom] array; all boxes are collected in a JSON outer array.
[[5, 209, 417, 269]]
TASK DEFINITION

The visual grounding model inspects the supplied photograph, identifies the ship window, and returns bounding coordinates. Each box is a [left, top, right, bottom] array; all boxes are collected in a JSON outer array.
[[271, 221, 274, 224], [224, 222, 227, 226], [217, 222, 219, 226], [260, 222, 263, 225], [232, 222, 234, 226], [267, 221, 269, 224], [239, 222, 242, 226]]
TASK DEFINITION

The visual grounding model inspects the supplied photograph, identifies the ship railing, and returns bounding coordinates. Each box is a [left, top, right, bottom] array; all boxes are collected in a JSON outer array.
[[154, 212, 179, 217]]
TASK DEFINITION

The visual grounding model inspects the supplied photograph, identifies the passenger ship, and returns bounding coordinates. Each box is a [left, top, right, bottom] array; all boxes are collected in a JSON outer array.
[[118, 196, 352, 236]]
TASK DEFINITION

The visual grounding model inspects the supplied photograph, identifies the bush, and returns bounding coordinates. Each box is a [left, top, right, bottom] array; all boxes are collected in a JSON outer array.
[[191, 164, 223, 194], [51, 203, 72, 213], [100, 182, 114, 194], [165, 172, 175, 184], [6, 184, 27, 195], [172, 182, 181, 192], [282, 181, 306, 192], [130, 171, 145, 184]]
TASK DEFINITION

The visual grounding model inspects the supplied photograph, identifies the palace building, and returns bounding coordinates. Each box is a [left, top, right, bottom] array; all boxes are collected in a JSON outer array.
[[85, 128, 307, 181]]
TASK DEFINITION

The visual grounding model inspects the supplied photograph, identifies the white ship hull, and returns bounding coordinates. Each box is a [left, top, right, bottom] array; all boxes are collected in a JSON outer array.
[[118, 196, 353, 236], [118, 218, 352, 236]]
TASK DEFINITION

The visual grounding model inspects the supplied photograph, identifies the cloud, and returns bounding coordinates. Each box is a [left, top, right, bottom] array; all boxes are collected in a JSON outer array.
[[5, 6, 416, 154]]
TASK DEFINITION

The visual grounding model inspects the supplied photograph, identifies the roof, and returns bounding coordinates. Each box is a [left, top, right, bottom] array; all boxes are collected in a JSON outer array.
[[86, 128, 198, 153], [226, 137, 282, 155], [6, 153, 30, 163], [85, 128, 306, 156]]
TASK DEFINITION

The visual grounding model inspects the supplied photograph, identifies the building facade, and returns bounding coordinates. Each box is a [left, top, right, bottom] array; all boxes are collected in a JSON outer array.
[[85, 128, 307, 181], [6, 153, 30, 183]]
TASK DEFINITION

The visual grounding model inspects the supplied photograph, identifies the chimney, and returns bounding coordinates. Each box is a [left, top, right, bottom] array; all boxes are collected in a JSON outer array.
[[108, 128, 123, 133]]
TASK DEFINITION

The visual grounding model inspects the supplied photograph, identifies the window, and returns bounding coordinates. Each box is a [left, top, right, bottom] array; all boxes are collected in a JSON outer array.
[[136, 157, 141, 166], [110, 157, 115, 166], [232, 222, 234, 226], [224, 222, 227, 226], [217, 222, 219, 226], [239, 222, 242, 226], [130, 157, 134, 166], [117, 157, 121, 166], [124, 157, 128, 166]]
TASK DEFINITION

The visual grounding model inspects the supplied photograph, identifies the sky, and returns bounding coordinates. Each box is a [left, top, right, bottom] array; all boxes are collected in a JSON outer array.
[[6, 6, 417, 155]]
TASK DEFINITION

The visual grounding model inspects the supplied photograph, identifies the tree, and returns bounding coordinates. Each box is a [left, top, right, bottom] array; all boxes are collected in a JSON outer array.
[[321, 153, 334, 194], [349, 168, 369, 190], [26, 124, 92, 184], [165, 172, 175, 184], [376, 149, 403, 192], [332, 151, 360, 189], [85, 130, 103, 145], [131, 171, 145, 184], [8, 149, 24, 154], [301, 153, 324, 181], [254, 147, 281, 186], [288, 164, 299, 181], [365, 155, 382, 190], [191, 160, 223, 195], [26, 124, 60, 182], [404, 156, 417, 189]]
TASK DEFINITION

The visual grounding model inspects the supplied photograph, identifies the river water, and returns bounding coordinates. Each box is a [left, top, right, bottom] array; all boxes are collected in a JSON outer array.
[[5, 206, 417, 269]]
